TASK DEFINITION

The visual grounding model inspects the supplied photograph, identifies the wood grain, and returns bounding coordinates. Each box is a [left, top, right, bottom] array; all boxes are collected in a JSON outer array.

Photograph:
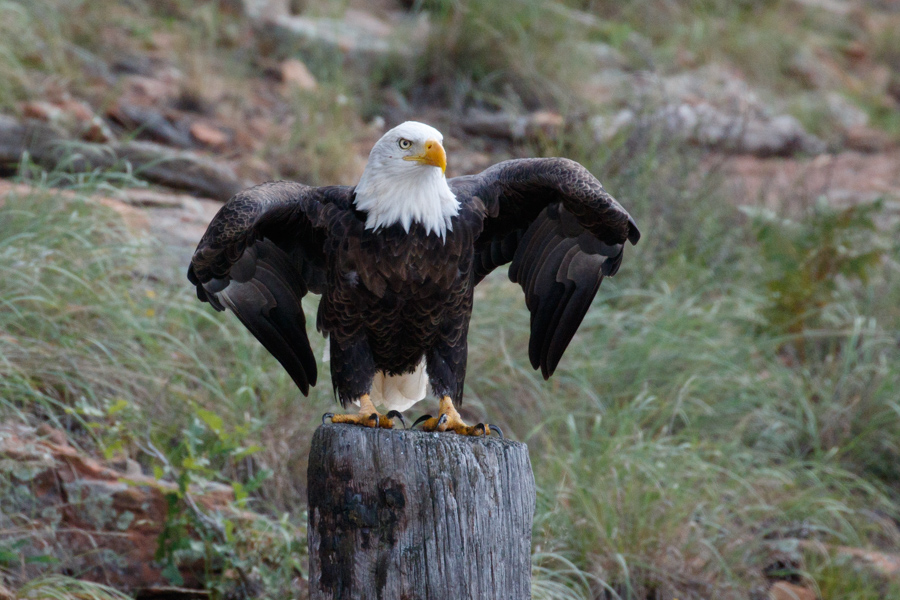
[[307, 423, 535, 600]]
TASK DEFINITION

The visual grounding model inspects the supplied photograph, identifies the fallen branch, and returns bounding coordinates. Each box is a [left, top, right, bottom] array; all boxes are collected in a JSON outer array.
[[0, 115, 242, 200]]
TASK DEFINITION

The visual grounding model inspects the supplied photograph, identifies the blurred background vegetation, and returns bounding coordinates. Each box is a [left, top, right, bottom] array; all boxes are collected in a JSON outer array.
[[1, 0, 900, 598]]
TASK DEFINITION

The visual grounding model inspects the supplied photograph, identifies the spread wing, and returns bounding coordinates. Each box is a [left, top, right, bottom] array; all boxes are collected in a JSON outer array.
[[187, 181, 352, 394], [451, 158, 641, 379]]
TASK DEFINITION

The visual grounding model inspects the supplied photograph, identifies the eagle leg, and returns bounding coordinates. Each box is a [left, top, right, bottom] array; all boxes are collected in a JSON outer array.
[[322, 394, 405, 429], [413, 396, 502, 437]]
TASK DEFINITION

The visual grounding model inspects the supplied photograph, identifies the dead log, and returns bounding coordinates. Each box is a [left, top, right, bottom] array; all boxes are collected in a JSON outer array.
[[116, 141, 243, 200], [0, 115, 242, 200], [307, 423, 536, 600], [460, 110, 565, 141], [108, 103, 195, 148]]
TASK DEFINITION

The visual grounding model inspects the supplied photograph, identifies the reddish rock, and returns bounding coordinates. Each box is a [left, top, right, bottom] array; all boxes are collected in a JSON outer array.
[[20, 99, 113, 142], [721, 149, 900, 209], [21, 100, 64, 121], [279, 58, 318, 91], [0, 423, 235, 592], [190, 122, 229, 149], [842, 40, 868, 61], [769, 581, 818, 600], [810, 543, 900, 577], [57, 98, 95, 122], [121, 75, 177, 105], [844, 125, 896, 153]]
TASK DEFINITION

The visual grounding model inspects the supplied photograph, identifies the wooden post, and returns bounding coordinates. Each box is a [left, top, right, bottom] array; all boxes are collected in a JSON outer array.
[[307, 423, 536, 600]]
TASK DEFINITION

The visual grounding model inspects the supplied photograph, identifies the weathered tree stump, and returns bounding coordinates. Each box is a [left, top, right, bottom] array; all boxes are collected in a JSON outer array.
[[307, 423, 536, 600]]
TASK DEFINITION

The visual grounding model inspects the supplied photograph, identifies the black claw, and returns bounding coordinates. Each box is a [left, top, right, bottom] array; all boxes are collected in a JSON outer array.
[[412, 414, 433, 429], [487, 424, 504, 438], [437, 413, 448, 429], [474, 423, 486, 436], [322, 413, 334, 425], [386, 410, 406, 429], [369, 412, 379, 423]]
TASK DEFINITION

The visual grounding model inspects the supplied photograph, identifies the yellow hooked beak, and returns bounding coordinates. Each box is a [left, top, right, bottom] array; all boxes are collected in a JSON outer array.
[[403, 138, 447, 174]]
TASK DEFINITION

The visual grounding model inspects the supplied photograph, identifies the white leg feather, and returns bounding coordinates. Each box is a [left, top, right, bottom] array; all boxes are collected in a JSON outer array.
[[322, 337, 426, 411], [369, 358, 428, 412]]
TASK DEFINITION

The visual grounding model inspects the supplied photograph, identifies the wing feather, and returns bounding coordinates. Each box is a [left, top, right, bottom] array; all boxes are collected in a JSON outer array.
[[218, 241, 318, 393], [188, 181, 352, 395], [452, 158, 640, 378]]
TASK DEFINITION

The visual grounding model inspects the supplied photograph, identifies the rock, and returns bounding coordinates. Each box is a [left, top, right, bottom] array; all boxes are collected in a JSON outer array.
[[0, 584, 13, 600], [0, 180, 150, 232], [36, 422, 68, 446], [189, 122, 230, 149], [21, 100, 65, 122], [269, 9, 427, 58], [800, 542, 900, 577], [844, 125, 895, 152], [591, 109, 637, 142], [278, 58, 318, 91], [581, 68, 634, 105], [119, 188, 196, 209], [121, 75, 179, 106], [68, 45, 117, 85], [130, 586, 210, 599], [116, 141, 244, 199], [888, 73, 900, 103], [769, 581, 818, 600], [544, 2, 603, 28], [651, 64, 762, 111], [579, 42, 628, 70], [461, 110, 565, 141], [0, 423, 235, 592], [109, 103, 194, 149], [664, 103, 824, 156], [825, 91, 870, 129], [1, 180, 223, 275], [789, 47, 837, 89], [720, 149, 900, 208], [842, 40, 869, 61], [241, 0, 290, 22], [791, 0, 853, 16], [593, 102, 826, 156], [20, 99, 114, 143], [272, 14, 390, 56]]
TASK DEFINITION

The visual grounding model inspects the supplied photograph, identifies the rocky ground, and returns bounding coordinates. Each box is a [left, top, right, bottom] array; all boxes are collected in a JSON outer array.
[[3, 1, 897, 254]]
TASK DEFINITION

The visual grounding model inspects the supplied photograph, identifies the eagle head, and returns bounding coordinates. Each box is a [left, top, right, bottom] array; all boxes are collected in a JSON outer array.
[[354, 121, 459, 239]]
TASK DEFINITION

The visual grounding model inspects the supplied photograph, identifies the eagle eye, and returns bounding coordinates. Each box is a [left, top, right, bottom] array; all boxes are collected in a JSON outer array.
[[398, 138, 412, 150]]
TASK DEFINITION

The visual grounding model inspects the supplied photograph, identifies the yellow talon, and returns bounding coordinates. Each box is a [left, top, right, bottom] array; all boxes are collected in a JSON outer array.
[[322, 394, 405, 429], [413, 396, 502, 437]]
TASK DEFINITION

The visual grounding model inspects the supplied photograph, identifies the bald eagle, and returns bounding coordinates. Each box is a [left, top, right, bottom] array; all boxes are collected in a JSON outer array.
[[188, 121, 640, 436]]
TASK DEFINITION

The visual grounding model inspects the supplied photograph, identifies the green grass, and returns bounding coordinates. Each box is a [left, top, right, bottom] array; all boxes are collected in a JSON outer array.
[[0, 183, 318, 596], [469, 131, 900, 597], [804, 547, 900, 600], [405, 0, 597, 109], [14, 575, 132, 600]]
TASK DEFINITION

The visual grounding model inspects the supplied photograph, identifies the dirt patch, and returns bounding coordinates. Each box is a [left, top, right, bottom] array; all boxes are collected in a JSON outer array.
[[716, 149, 900, 210]]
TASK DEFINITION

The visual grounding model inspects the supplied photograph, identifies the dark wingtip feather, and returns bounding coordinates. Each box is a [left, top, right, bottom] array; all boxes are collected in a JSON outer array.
[[627, 216, 641, 245]]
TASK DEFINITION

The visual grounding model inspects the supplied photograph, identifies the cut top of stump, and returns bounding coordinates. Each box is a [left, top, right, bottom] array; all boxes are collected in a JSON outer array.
[[307, 423, 536, 600]]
